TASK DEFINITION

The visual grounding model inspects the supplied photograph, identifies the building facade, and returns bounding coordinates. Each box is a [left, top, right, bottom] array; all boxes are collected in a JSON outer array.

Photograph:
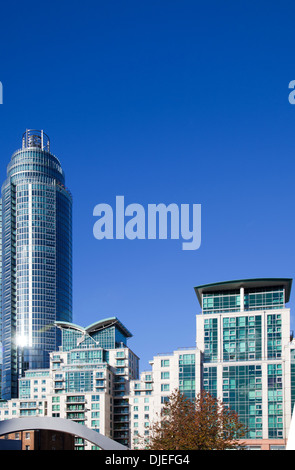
[[0, 429, 75, 450], [129, 278, 294, 450], [0, 316, 139, 449], [0, 130, 72, 399], [195, 278, 293, 449], [129, 348, 202, 449]]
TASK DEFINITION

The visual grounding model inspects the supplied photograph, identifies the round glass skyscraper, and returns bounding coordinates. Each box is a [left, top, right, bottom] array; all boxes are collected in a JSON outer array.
[[1, 130, 72, 399]]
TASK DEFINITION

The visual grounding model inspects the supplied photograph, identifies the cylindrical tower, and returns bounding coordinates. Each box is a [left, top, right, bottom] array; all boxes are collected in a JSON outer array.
[[1, 130, 72, 399]]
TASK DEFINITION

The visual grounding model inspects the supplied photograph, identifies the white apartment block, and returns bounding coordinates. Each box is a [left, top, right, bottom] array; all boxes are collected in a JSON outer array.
[[129, 278, 295, 450], [129, 348, 202, 449], [0, 317, 139, 450], [195, 278, 294, 450]]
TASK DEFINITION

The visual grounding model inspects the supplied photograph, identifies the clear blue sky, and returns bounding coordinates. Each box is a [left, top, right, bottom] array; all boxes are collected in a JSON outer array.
[[1, 0, 295, 370]]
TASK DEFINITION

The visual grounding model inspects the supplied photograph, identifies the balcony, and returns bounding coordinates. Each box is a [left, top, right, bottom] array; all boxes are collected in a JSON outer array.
[[113, 408, 129, 415], [66, 413, 86, 421], [65, 397, 87, 404], [114, 416, 129, 423]]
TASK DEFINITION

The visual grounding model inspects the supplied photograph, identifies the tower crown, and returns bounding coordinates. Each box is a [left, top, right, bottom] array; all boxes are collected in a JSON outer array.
[[22, 129, 50, 151]]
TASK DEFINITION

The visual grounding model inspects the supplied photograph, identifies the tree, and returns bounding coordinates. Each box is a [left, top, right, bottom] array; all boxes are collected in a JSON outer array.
[[147, 389, 247, 450]]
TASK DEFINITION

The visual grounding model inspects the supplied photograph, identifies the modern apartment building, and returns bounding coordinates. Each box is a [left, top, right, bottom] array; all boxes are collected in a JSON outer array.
[[195, 278, 293, 449], [129, 278, 294, 450], [129, 348, 202, 449], [0, 130, 72, 399], [0, 316, 139, 449]]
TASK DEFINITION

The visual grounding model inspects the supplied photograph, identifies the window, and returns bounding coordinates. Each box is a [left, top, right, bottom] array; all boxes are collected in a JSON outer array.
[[161, 359, 170, 367], [91, 421, 100, 430], [161, 383, 170, 392], [161, 372, 170, 379], [91, 395, 100, 401]]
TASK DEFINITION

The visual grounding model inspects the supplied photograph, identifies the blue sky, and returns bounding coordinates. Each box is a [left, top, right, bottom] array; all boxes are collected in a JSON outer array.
[[1, 1, 295, 370]]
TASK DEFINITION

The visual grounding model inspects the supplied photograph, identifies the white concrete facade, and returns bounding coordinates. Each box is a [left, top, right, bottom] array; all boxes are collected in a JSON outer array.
[[129, 348, 202, 449]]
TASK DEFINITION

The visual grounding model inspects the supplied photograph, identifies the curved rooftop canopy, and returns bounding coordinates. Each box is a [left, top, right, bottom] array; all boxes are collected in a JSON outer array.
[[194, 278, 293, 306], [0, 417, 127, 450], [55, 316, 132, 338]]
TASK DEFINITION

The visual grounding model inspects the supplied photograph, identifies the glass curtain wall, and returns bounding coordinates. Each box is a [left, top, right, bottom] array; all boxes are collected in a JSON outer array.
[[1, 130, 72, 399]]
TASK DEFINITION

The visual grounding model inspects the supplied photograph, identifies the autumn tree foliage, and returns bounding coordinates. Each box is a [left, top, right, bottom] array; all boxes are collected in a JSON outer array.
[[147, 389, 247, 450]]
